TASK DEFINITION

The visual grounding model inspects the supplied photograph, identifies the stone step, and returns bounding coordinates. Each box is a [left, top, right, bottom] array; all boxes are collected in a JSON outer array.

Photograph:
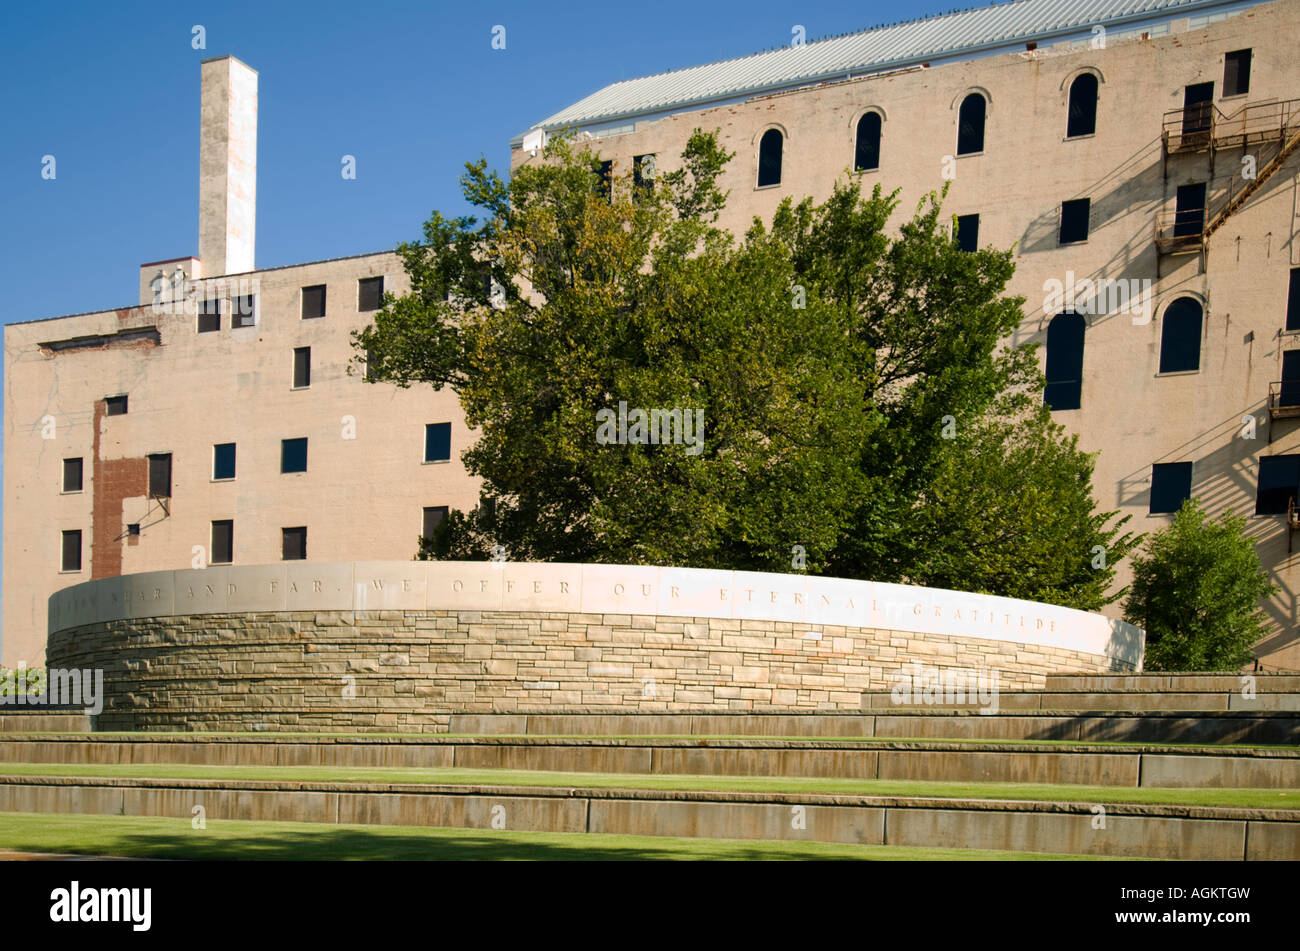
[[0, 714, 94, 733], [858, 692, 1300, 712], [448, 712, 1300, 745], [1, 774, 1294, 860], [2, 736, 1297, 788], [1044, 674, 1300, 692]]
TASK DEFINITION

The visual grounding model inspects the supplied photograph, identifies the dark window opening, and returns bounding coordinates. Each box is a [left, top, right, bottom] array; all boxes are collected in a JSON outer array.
[[1150, 461, 1193, 515], [282, 526, 307, 561], [1285, 269, 1300, 333], [365, 348, 378, 382], [1159, 298, 1203, 373], [955, 214, 980, 252], [422, 506, 449, 541], [293, 346, 311, 388], [758, 129, 783, 187], [62, 458, 83, 493], [1059, 198, 1091, 244], [105, 395, 128, 416], [1224, 49, 1252, 97], [854, 112, 882, 171], [1067, 73, 1098, 137], [213, 443, 236, 480], [1279, 350, 1300, 409], [1257, 454, 1300, 514], [301, 284, 326, 319], [1174, 182, 1207, 238], [597, 160, 613, 202], [633, 154, 655, 194], [211, 520, 233, 564], [1044, 312, 1086, 411], [231, 294, 256, 327], [198, 298, 221, 333], [61, 530, 82, 572], [358, 277, 384, 312], [957, 94, 986, 155], [1182, 82, 1214, 141], [281, 437, 308, 474], [127, 523, 140, 536], [148, 453, 172, 498], [424, 422, 451, 463]]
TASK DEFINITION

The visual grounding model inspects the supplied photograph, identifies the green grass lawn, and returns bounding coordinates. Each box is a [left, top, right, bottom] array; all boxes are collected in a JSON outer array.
[[1, 761, 1295, 809], [0, 812, 1126, 861]]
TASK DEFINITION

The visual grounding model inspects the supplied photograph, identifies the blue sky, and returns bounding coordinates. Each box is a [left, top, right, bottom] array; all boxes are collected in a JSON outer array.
[[0, 0, 964, 649]]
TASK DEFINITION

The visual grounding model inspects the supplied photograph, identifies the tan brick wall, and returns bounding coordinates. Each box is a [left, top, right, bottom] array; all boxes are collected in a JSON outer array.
[[46, 609, 1129, 733]]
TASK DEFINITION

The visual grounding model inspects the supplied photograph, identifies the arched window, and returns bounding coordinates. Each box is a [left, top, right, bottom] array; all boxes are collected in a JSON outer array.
[[758, 129, 783, 187], [957, 94, 986, 155], [1067, 74, 1099, 137], [1159, 298, 1203, 373], [1044, 312, 1086, 410], [854, 112, 881, 171]]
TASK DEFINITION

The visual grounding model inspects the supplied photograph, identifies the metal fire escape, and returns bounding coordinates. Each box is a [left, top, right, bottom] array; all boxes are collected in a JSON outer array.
[[1155, 97, 1300, 272]]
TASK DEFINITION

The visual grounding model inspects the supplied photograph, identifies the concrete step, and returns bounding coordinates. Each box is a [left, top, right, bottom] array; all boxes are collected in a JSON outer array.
[[2, 735, 1297, 788], [447, 712, 1300, 745], [1043, 674, 1300, 692], [1, 773, 1294, 860], [859, 691, 1300, 712], [0, 713, 94, 733]]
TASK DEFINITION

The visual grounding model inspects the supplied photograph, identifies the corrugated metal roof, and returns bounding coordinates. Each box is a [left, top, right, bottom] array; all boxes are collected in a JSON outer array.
[[523, 0, 1258, 136]]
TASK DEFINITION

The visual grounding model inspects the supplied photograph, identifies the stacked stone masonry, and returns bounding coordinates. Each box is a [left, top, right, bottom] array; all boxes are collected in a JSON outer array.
[[50, 609, 1128, 733]]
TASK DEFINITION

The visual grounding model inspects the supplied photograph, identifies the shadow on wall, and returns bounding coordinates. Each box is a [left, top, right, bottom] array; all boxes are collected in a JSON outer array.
[[1016, 137, 1164, 260], [1106, 620, 1146, 670]]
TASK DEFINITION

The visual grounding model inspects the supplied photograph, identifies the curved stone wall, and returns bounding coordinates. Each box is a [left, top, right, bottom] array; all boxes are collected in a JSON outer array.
[[47, 562, 1144, 732]]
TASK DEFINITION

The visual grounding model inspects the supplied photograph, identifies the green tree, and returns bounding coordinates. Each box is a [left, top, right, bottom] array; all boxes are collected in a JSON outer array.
[[357, 130, 1136, 610], [903, 403, 1139, 610], [1123, 499, 1276, 671]]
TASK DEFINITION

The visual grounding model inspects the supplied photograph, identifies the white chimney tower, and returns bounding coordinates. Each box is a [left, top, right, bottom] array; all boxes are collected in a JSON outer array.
[[198, 56, 258, 277]]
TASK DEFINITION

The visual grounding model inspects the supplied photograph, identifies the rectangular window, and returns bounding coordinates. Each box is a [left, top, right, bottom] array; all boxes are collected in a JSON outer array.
[[424, 422, 451, 463], [633, 154, 655, 194], [213, 443, 236, 481], [1059, 199, 1091, 245], [301, 284, 326, 319], [1224, 49, 1252, 97], [231, 294, 256, 327], [1256, 454, 1300, 515], [365, 347, 378, 382], [422, 505, 449, 541], [61, 530, 82, 572], [282, 526, 307, 561], [281, 437, 308, 474], [358, 276, 384, 312], [598, 160, 613, 202], [1287, 268, 1300, 332], [62, 458, 83, 493], [1150, 461, 1193, 515], [198, 297, 221, 333], [211, 520, 234, 564], [105, 395, 128, 416], [955, 214, 980, 253], [147, 453, 172, 498], [1174, 183, 1207, 238], [293, 346, 311, 388]]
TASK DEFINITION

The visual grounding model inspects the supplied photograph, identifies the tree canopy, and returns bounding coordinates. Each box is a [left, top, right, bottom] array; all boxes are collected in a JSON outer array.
[[1124, 500, 1275, 671], [358, 129, 1138, 611]]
